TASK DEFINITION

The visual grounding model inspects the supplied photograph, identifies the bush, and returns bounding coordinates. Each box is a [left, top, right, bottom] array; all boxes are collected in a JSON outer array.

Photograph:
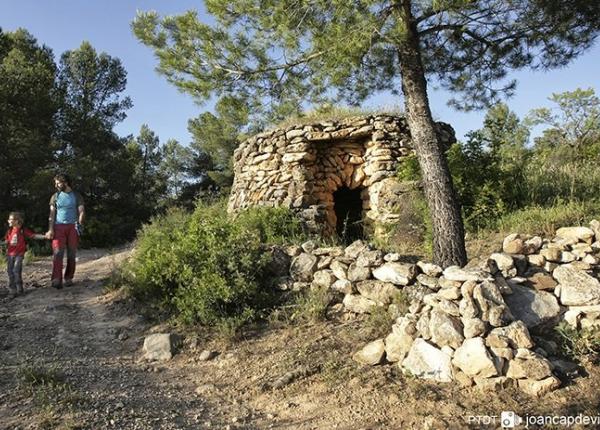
[[234, 205, 307, 245], [126, 207, 190, 307], [482, 200, 600, 237], [289, 287, 333, 323], [123, 203, 305, 329], [554, 321, 600, 361]]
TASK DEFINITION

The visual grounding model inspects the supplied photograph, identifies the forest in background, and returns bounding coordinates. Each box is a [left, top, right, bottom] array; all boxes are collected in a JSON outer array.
[[0, 28, 221, 247]]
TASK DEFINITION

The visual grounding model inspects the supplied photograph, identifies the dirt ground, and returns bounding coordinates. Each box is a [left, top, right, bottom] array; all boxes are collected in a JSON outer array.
[[1, 249, 599, 430]]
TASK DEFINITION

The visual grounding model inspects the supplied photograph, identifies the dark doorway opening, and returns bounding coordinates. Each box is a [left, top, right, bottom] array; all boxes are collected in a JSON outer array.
[[333, 186, 364, 243]]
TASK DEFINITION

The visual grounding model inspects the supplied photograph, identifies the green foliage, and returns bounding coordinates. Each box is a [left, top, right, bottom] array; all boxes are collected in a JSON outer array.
[[525, 88, 600, 204], [0, 29, 58, 230], [524, 144, 600, 205], [188, 96, 251, 189], [233, 205, 307, 245], [123, 203, 304, 329], [133, 2, 599, 114], [392, 91, 600, 245], [126, 207, 190, 305], [173, 205, 274, 325], [289, 287, 333, 323], [554, 321, 600, 360], [365, 305, 397, 338], [133, 0, 598, 267], [445, 103, 530, 230], [54, 42, 155, 247], [527, 88, 600, 149], [441, 94, 599, 233], [56, 41, 132, 132], [484, 200, 600, 237], [396, 154, 422, 182], [159, 138, 194, 202], [0, 29, 218, 248]]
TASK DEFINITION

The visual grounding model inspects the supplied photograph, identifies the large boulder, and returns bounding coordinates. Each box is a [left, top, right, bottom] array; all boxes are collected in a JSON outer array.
[[385, 319, 417, 363], [429, 309, 464, 349], [473, 281, 513, 327], [372, 262, 417, 286], [452, 337, 498, 378], [401, 339, 453, 383], [504, 284, 561, 330], [356, 280, 399, 305], [343, 294, 376, 313], [555, 226, 595, 244], [487, 321, 534, 349], [553, 265, 600, 306], [290, 253, 318, 282]]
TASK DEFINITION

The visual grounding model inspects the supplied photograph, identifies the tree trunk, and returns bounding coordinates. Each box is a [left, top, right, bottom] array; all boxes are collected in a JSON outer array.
[[397, 0, 467, 267]]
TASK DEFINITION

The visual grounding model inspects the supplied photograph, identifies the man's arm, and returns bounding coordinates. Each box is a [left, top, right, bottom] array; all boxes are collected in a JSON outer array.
[[47, 204, 56, 239], [78, 204, 85, 225]]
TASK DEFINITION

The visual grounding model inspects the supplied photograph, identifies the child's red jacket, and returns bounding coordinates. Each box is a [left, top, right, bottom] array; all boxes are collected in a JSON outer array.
[[5, 227, 36, 256]]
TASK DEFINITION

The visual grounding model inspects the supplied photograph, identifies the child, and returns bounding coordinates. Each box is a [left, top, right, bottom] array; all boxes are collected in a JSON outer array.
[[4, 212, 46, 298]]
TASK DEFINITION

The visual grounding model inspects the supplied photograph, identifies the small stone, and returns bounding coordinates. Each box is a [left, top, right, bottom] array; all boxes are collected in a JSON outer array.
[[143, 333, 175, 361], [198, 350, 217, 361], [417, 261, 443, 277], [518, 376, 561, 397], [503, 234, 524, 254], [474, 376, 515, 391], [353, 339, 386, 365]]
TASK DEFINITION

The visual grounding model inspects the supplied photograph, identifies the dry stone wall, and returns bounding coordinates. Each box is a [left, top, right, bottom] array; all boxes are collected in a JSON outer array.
[[280, 219, 600, 397], [228, 115, 455, 237]]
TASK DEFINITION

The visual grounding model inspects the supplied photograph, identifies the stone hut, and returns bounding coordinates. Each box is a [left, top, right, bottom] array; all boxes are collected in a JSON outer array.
[[227, 115, 455, 239]]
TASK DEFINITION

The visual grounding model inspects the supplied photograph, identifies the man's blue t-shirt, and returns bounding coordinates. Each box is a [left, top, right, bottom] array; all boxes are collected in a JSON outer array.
[[51, 191, 82, 224]]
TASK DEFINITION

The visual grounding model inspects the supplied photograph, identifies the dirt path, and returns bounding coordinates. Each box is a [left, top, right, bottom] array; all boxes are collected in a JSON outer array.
[[1, 250, 599, 430], [0, 249, 214, 429]]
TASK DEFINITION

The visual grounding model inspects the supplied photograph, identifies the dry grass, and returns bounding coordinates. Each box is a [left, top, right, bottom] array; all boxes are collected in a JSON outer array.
[[274, 104, 404, 129]]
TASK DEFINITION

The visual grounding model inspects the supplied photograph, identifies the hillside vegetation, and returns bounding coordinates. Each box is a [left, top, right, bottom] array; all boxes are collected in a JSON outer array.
[[116, 89, 600, 336]]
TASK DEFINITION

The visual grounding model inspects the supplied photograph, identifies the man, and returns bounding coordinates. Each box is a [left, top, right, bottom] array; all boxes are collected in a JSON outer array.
[[47, 174, 85, 289]]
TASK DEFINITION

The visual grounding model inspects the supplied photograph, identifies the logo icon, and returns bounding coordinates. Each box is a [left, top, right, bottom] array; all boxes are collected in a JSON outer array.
[[501, 411, 522, 428]]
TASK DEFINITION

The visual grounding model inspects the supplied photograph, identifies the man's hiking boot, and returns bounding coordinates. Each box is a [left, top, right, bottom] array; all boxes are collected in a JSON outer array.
[[16, 286, 24, 295], [51, 281, 63, 290], [64, 279, 73, 288]]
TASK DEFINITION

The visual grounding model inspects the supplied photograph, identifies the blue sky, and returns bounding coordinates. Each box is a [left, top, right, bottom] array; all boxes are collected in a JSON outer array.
[[1, 0, 598, 145]]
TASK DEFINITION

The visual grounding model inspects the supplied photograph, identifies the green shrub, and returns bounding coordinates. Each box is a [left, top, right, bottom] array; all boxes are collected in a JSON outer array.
[[126, 207, 190, 307], [481, 200, 600, 237], [290, 287, 332, 323], [234, 205, 307, 244], [554, 321, 600, 360], [396, 153, 421, 182], [124, 203, 305, 329], [524, 145, 600, 206], [19, 364, 64, 388], [365, 305, 396, 338]]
